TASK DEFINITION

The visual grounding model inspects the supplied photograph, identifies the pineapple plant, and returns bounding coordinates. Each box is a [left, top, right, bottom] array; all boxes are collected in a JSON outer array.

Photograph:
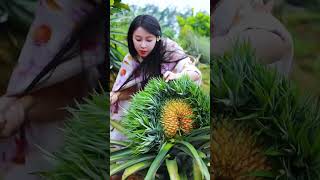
[[110, 76, 210, 179], [211, 43, 320, 179], [35, 90, 109, 179]]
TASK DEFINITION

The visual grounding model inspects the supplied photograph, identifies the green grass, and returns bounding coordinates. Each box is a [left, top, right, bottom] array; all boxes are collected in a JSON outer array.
[[198, 63, 210, 95], [282, 11, 320, 27], [282, 10, 320, 97]]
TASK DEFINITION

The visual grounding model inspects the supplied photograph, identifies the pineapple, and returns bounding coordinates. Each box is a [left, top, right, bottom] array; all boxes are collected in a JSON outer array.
[[211, 120, 269, 180], [115, 76, 210, 179], [161, 99, 194, 138], [211, 43, 320, 179], [121, 76, 210, 154]]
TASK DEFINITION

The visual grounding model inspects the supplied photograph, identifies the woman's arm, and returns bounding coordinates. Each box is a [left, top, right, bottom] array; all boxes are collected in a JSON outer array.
[[211, 28, 292, 65], [236, 28, 292, 65], [0, 73, 90, 137], [182, 70, 201, 82], [118, 85, 139, 101], [111, 84, 139, 104], [164, 56, 202, 84]]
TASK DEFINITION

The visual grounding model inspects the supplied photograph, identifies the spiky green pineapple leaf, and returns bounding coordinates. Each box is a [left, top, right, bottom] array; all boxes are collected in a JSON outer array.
[[111, 76, 210, 179], [35, 90, 108, 180], [122, 76, 210, 154], [212, 43, 320, 179]]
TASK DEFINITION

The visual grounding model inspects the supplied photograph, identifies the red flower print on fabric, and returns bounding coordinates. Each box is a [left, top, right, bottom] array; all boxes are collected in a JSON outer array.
[[120, 69, 126, 76], [33, 24, 52, 46]]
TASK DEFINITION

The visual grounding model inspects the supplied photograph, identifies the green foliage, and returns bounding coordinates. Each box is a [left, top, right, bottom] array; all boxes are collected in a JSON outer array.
[[162, 27, 176, 40], [283, 11, 320, 27], [110, 0, 130, 15], [281, 9, 320, 96], [211, 43, 320, 179], [35, 91, 109, 179], [285, 0, 320, 11], [198, 63, 210, 94], [0, 0, 36, 32], [122, 76, 210, 154], [177, 11, 210, 37], [176, 11, 210, 64], [130, 4, 192, 39], [111, 77, 210, 179], [110, 15, 129, 70], [178, 31, 210, 64], [283, 11, 320, 60], [110, 0, 130, 70]]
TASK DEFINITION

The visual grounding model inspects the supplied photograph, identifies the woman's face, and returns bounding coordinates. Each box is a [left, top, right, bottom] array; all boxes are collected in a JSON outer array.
[[133, 27, 157, 58]]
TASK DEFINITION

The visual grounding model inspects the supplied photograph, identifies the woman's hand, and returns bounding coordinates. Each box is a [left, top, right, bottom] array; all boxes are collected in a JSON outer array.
[[163, 71, 182, 82], [110, 91, 120, 105], [0, 96, 34, 137], [0, 100, 25, 137], [0, 97, 17, 130]]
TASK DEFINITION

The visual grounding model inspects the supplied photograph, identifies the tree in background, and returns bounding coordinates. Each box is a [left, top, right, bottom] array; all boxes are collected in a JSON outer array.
[[177, 10, 209, 37], [130, 4, 192, 40], [177, 10, 210, 64], [110, 0, 130, 70]]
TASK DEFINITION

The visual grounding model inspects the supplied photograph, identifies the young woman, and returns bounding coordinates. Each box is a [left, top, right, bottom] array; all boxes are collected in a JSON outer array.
[[110, 15, 202, 141], [211, 0, 293, 76]]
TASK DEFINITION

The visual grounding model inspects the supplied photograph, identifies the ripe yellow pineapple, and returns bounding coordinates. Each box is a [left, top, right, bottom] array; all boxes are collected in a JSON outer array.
[[211, 120, 270, 180], [161, 99, 194, 138]]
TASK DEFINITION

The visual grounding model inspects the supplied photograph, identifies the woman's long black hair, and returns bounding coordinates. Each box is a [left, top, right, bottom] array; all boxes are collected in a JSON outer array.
[[119, 15, 186, 90], [126, 15, 164, 88]]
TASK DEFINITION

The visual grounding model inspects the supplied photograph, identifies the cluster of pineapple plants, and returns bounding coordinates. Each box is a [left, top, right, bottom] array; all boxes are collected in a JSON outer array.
[[110, 76, 210, 179], [211, 43, 320, 179]]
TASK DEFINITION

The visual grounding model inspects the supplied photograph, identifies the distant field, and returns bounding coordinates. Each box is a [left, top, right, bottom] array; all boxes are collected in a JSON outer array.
[[282, 11, 320, 96], [198, 63, 210, 95]]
